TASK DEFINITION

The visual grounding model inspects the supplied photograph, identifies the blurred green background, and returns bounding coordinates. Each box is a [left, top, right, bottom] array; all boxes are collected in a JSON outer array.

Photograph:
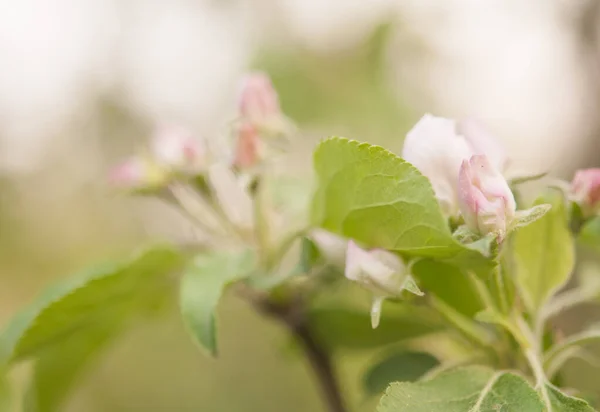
[[2, 1, 600, 410]]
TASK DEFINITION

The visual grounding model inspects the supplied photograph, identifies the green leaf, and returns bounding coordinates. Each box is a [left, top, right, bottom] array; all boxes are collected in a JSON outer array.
[[412, 260, 483, 317], [578, 216, 600, 249], [377, 366, 544, 412], [300, 236, 322, 273], [0, 374, 10, 412], [0, 245, 184, 364], [307, 304, 444, 351], [513, 194, 574, 313], [509, 172, 548, 186], [510, 204, 552, 232], [24, 322, 117, 412], [311, 138, 493, 273], [547, 384, 595, 411], [180, 249, 257, 356], [363, 351, 439, 396], [0, 245, 184, 412], [544, 328, 600, 373]]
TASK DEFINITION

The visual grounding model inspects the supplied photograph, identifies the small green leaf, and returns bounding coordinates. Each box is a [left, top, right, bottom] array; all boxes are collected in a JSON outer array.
[[510, 204, 552, 232], [363, 351, 439, 396], [300, 236, 322, 273], [547, 384, 595, 411], [509, 172, 548, 186], [180, 249, 256, 356], [513, 194, 574, 314], [544, 328, 600, 373], [311, 138, 493, 273], [401, 276, 423, 296], [307, 304, 444, 351], [377, 366, 544, 412]]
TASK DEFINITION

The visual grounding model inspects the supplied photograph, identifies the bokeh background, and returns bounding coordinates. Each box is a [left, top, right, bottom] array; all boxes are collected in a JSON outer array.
[[2, 0, 600, 410]]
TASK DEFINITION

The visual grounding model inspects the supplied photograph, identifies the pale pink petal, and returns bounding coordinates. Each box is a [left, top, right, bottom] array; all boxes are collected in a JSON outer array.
[[238, 72, 281, 125], [233, 122, 262, 169], [109, 158, 147, 189], [345, 240, 367, 282], [402, 114, 472, 216], [457, 118, 508, 172], [458, 154, 516, 239], [151, 125, 205, 173]]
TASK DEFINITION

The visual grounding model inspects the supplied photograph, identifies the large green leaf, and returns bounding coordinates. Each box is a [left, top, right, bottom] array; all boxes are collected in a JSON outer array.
[[24, 322, 117, 412], [363, 351, 439, 396], [0, 245, 185, 412], [0, 246, 183, 364], [513, 194, 574, 313], [547, 384, 595, 411], [307, 303, 444, 351], [377, 366, 544, 412], [310, 138, 493, 272], [180, 249, 257, 357]]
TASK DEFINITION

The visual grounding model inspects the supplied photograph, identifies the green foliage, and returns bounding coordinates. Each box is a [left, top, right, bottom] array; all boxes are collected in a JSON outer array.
[[412, 260, 483, 317], [377, 367, 544, 412], [0, 374, 10, 412], [578, 216, 600, 250], [544, 328, 600, 373], [363, 351, 439, 396], [0, 245, 184, 412], [0, 246, 183, 364], [311, 138, 493, 273], [180, 249, 257, 356], [510, 204, 552, 232], [307, 303, 444, 351], [547, 384, 596, 411], [513, 194, 575, 314], [24, 322, 116, 412]]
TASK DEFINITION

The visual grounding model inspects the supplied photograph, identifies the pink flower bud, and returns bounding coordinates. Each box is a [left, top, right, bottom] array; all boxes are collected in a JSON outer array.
[[571, 168, 600, 216], [458, 155, 516, 240], [150, 125, 205, 175], [345, 240, 407, 296], [238, 72, 282, 131], [233, 122, 262, 169], [109, 157, 166, 190], [402, 114, 508, 217]]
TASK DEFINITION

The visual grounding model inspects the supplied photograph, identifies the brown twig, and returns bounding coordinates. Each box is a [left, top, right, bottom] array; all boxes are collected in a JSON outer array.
[[241, 288, 347, 412]]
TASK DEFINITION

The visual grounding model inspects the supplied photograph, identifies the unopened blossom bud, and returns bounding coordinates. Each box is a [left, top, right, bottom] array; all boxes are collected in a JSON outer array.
[[571, 168, 600, 217], [150, 125, 205, 175], [109, 157, 167, 191], [345, 240, 408, 297], [233, 122, 263, 169], [402, 114, 508, 217], [458, 155, 516, 241], [239, 73, 281, 128], [345, 240, 420, 328]]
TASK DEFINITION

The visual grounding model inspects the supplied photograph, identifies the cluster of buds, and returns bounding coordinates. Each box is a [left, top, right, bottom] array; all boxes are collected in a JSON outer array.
[[110, 72, 291, 192], [109, 72, 293, 246], [110, 125, 206, 192], [402, 114, 516, 241], [232, 73, 290, 171]]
